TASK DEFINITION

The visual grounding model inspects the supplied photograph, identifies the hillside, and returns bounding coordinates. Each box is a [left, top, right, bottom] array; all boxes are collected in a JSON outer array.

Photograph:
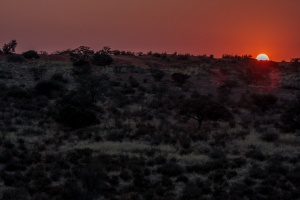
[[0, 52, 300, 200]]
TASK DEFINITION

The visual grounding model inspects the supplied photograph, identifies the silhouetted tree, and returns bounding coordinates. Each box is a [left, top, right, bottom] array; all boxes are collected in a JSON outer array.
[[22, 50, 40, 59], [98, 46, 111, 55], [91, 52, 113, 66], [178, 96, 233, 128], [2, 40, 17, 54], [69, 46, 94, 63]]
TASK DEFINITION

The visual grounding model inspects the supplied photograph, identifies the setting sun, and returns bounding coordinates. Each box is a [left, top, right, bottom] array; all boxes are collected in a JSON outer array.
[[256, 54, 270, 61]]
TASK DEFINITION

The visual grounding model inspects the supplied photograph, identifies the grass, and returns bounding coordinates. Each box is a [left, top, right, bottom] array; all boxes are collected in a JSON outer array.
[[1, 55, 300, 199], [237, 129, 300, 154], [61, 141, 177, 154], [60, 140, 209, 164]]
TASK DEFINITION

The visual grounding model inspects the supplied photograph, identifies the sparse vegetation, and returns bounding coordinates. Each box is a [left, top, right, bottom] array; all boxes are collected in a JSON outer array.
[[0, 48, 299, 200]]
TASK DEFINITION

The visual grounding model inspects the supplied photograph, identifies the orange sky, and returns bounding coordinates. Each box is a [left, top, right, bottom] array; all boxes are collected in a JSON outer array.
[[1, 0, 299, 61]]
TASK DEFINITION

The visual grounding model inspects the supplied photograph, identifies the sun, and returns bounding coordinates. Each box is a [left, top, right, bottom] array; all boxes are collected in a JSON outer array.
[[256, 54, 269, 61]]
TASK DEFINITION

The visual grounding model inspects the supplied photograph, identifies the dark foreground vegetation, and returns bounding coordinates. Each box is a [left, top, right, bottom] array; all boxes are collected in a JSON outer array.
[[1, 41, 300, 199]]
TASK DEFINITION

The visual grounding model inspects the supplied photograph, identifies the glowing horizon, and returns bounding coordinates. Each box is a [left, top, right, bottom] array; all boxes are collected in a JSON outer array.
[[1, 0, 299, 61]]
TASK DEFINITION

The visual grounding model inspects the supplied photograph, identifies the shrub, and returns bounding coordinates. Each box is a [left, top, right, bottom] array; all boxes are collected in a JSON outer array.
[[172, 72, 190, 86], [177, 54, 190, 60], [72, 62, 91, 75], [251, 93, 278, 112], [69, 46, 94, 63], [260, 131, 279, 142], [2, 40, 17, 54], [51, 73, 68, 83], [209, 148, 227, 160], [150, 68, 165, 81], [178, 95, 233, 128], [55, 91, 99, 128], [245, 148, 266, 161], [157, 162, 184, 177], [91, 52, 113, 66], [35, 80, 66, 98], [29, 66, 47, 81], [280, 97, 300, 132], [22, 50, 40, 59], [56, 104, 99, 129], [2, 188, 30, 200], [6, 54, 24, 63], [128, 76, 139, 88], [6, 85, 30, 99]]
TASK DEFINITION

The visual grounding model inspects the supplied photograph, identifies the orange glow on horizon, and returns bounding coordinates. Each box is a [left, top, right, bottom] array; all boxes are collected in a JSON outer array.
[[256, 54, 270, 61], [0, 0, 299, 61]]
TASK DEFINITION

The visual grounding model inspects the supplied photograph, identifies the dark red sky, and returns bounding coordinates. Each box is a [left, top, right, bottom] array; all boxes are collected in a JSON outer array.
[[1, 0, 299, 61]]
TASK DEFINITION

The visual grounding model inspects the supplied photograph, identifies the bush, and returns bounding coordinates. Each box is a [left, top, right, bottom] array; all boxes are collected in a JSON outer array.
[[56, 104, 99, 129], [6, 54, 24, 63], [178, 95, 233, 128], [251, 93, 277, 112], [29, 66, 47, 81], [172, 72, 190, 86], [91, 52, 113, 66], [150, 68, 165, 81], [22, 50, 40, 59], [157, 162, 184, 177], [35, 80, 66, 98], [72, 62, 91, 75], [55, 91, 99, 129], [128, 76, 139, 88], [177, 54, 190, 60], [6, 85, 30, 99], [260, 131, 279, 142], [2, 40, 17, 54], [51, 73, 68, 83], [69, 46, 94, 63], [280, 98, 300, 132], [2, 188, 30, 200]]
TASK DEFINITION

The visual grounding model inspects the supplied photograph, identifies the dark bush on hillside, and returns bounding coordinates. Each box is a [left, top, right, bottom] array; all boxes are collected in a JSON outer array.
[[76, 74, 110, 102], [178, 95, 233, 128], [72, 62, 91, 75], [35, 80, 66, 98], [150, 68, 165, 81], [51, 73, 68, 83], [6, 86, 30, 99], [29, 66, 47, 81], [2, 188, 30, 200], [128, 76, 139, 88], [260, 131, 279, 142], [157, 162, 184, 177], [91, 52, 113, 66], [251, 93, 277, 112], [6, 54, 24, 63], [22, 50, 40, 59], [172, 72, 190, 86], [245, 148, 266, 161], [56, 104, 99, 129], [55, 91, 99, 128], [280, 98, 300, 132]]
